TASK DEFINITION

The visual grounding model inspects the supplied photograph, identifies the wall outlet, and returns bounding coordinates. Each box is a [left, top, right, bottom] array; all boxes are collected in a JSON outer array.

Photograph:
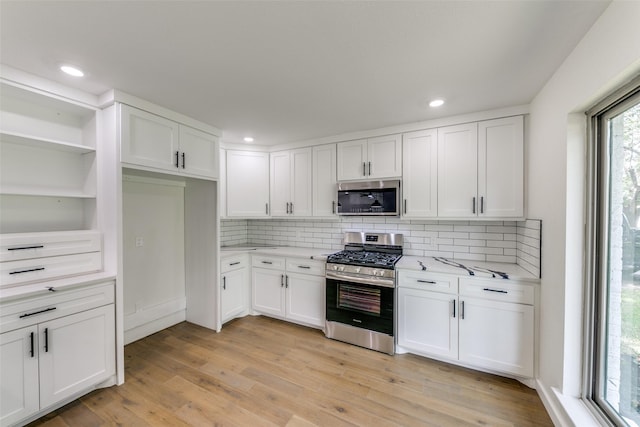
[[135, 237, 144, 247]]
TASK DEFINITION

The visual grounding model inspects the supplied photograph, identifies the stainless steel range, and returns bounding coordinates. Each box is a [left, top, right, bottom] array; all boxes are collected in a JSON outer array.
[[325, 232, 403, 355]]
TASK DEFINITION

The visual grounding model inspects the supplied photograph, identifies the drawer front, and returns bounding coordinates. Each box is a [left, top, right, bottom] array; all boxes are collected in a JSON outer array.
[[397, 270, 458, 294], [285, 258, 325, 276], [252, 255, 285, 270], [459, 278, 534, 305], [0, 252, 102, 288], [0, 231, 102, 262], [221, 254, 248, 273], [0, 281, 114, 333]]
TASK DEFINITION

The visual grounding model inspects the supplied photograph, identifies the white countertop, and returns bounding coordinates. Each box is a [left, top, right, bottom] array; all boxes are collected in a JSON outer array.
[[396, 255, 539, 282], [221, 245, 336, 261]]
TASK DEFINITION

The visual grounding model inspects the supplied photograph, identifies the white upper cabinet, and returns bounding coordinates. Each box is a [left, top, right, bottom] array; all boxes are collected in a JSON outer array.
[[337, 134, 401, 180], [270, 148, 312, 217], [219, 148, 227, 218], [437, 116, 524, 219], [120, 104, 218, 180], [478, 116, 524, 218], [402, 129, 438, 218], [226, 150, 270, 217], [437, 123, 479, 218], [312, 144, 337, 216]]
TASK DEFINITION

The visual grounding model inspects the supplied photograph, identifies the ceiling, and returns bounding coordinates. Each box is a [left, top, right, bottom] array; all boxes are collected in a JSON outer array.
[[0, 1, 610, 146]]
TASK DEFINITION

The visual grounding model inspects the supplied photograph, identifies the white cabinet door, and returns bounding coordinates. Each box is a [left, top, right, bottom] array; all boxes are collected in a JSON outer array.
[[367, 134, 402, 179], [0, 326, 39, 426], [38, 305, 116, 409], [397, 288, 458, 360], [178, 125, 218, 179], [313, 144, 337, 216], [120, 104, 179, 171], [226, 151, 270, 217], [337, 139, 367, 181], [437, 123, 478, 218], [478, 116, 524, 218], [290, 148, 312, 217], [458, 297, 533, 377], [252, 268, 285, 317], [270, 151, 291, 217], [221, 267, 247, 324], [402, 129, 438, 218], [285, 272, 325, 328]]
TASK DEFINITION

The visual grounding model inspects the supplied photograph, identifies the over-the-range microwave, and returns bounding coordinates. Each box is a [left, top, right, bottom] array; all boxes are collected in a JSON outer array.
[[336, 180, 400, 216]]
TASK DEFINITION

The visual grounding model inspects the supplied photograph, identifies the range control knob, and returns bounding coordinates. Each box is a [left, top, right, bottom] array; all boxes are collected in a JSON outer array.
[[338, 265, 345, 272]]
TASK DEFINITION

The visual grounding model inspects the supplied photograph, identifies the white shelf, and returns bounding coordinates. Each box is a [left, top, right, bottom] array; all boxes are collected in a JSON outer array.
[[0, 131, 96, 154], [0, 189, 96, 198]]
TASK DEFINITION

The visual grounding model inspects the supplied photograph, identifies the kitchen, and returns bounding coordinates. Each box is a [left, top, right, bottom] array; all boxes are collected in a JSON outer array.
[[0, 1, 639, 426]]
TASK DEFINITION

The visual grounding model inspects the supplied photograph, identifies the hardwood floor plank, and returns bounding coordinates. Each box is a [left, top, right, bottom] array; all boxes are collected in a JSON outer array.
[[26, 316, 553, 427]]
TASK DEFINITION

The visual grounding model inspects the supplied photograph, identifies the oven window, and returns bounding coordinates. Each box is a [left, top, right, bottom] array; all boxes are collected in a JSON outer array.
[[337, 284, 381, 316]]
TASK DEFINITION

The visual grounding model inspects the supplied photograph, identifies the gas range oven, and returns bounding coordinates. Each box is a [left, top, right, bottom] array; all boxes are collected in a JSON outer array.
[[325, 232, 403, 355]]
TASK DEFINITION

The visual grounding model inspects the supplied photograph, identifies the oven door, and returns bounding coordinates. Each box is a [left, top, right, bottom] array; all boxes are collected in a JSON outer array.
[[326, 276, 394, 335]]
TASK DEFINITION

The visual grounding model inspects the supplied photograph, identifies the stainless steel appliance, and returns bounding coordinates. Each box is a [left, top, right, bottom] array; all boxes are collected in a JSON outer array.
[[336, 180, 400, 216], [325, 232, 403, 355]]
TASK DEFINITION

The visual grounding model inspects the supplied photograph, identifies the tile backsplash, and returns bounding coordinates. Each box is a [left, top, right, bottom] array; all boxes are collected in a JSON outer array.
[[221, 217, 542, 277]]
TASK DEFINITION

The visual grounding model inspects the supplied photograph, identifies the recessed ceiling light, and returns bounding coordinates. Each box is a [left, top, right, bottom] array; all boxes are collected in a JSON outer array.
[[60, 65, 84, 77], [429, 99, 445, 108], [243, 137, 254, 143]]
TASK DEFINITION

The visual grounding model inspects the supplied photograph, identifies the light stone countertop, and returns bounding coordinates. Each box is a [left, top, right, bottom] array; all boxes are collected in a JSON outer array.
[[221, 245, 336, 261]]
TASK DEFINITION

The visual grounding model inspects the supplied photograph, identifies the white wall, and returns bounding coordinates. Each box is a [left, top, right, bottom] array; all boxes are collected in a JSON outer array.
[[528, 1, 640, 424]]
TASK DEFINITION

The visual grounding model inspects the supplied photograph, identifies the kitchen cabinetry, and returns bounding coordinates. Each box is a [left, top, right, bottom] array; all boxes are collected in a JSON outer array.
[[226, 150, 270, 217], [337, 134, 402, 180], [437, 116, 523, 218], [220, 254, 249, 324], [397, 270, 534, 379], [120, 104, 219, 180], [270, 148, 312, 217], [0, 281, 115, 426], [312, 144, 337, 216], [251, 255, 324, 328], [402, 129, 438, 218]]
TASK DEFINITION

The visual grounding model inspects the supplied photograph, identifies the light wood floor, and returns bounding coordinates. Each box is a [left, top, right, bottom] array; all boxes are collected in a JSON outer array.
[[29, 316, 553, 426]]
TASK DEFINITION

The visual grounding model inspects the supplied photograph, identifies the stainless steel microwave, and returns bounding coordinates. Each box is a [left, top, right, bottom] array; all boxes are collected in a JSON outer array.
[[336, 180, 400, 216]]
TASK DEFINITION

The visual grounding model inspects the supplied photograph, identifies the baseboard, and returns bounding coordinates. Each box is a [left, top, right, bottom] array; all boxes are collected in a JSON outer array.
[[536, 379, 603, 427], [124, 310, 186, 344]]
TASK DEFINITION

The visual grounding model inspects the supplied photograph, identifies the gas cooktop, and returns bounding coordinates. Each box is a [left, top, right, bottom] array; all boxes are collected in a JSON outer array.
[[326, 250, 402, 269]]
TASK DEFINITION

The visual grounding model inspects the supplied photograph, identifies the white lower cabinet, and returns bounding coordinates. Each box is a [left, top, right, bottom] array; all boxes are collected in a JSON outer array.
[[397, 270, 534, 379], [220, 255, 249, 325], [0, 282, 115, 427], [252, 255, 324, 329]]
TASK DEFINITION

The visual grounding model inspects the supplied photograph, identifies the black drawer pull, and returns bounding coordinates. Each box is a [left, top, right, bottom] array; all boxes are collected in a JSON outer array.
[[229, 262, 241, 266], [44, 328, 49, 352], [30, 332, 35, 357], [483, 288, 508, 294], [19, 307, 57, 318], [10, 267, 45, 275], [417, 279, 436, 284], [8, 245, 44, 251], [261, 261, 273, 265], [297, 265, 311, 269]]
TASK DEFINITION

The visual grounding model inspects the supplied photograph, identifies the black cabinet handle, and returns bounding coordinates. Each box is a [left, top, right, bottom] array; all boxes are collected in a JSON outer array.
[[44, 328, 49, 352], [363, 162, 366, 176], [472, 197, 476, 214], [30, 332, 35, 358], [280, 274, 284, 287], [181, 152, 186, 169], [229, 262, 240, 266], [404, 199, 407, 214], [460, 301, 465, 320], [368, 161, 371, 176], [8, 245, 44, 251], [297, 265, 311, 269], [223, 276, 226, 290], [332, 201, 336, 214], [285, 275, 289, 288], [480, 196, 484, 214], [452, 300, 456, 318], [175, 151, 180, 168], [483, 288, 508, 294], [290, 203, 293, 215], [261, 261, 273, 265], [417, 279, 436, 284], [10, 267, 45, 275], [19, 307, 56, 319]]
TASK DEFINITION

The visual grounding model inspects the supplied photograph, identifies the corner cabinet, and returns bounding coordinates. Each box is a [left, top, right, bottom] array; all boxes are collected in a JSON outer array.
[[437, 116, 524, 219], [397, 270, 534, 381], [120, 104, 219, 180], [337, 134, 402, 180], [0, 281, 115, 426], [226, 150, 270, 217]]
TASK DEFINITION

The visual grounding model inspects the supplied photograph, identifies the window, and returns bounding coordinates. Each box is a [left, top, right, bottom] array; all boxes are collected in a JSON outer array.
[[586, 79, 640, 426]]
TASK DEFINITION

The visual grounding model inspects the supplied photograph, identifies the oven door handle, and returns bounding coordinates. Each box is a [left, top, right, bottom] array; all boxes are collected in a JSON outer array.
[[326, 270, 395, 288]]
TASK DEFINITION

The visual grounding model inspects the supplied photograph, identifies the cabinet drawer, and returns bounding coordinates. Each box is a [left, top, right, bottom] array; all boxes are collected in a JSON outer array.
[[0, 280, 114, 333], [459, 278, 534, 305], [252, 255, 285, 270], [397, 270, 458, 294], [0, 252, 102, 288], [285, 258, 325, 276], [0, 231, 102, 262], [221, 254, 248, 273]]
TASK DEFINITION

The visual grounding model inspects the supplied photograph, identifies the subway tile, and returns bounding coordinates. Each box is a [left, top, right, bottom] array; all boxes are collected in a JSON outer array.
[[453, 225, 486, 233], [454, 239, 487, 247], [487, 226, 517, 233], [438, 231, 470, 239], [486, 254, 517, 263], [487, 240, 517, 248], [469, 232, 503, 240], [470, 246, 504, 255]]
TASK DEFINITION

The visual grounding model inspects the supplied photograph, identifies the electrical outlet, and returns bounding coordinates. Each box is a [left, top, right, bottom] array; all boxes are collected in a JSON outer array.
[[135, 237, 144, 247]]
